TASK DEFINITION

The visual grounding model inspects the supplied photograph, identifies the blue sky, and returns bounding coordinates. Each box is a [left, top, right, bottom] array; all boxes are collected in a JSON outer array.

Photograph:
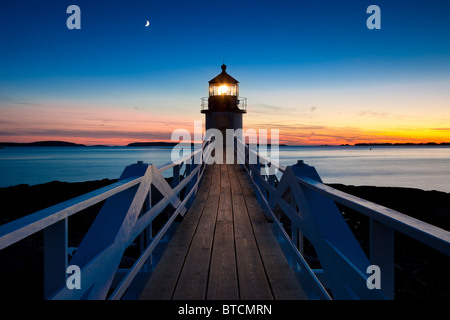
[[1, 0, 450, 144]]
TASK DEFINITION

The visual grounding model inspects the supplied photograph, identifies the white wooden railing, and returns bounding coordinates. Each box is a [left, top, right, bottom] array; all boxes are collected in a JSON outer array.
[[0, 137, 215, 300], [235, 138, 450, 300]]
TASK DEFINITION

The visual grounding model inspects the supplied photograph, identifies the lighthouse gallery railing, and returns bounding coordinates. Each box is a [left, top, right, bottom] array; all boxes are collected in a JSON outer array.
[[201, 97, 247, 112]]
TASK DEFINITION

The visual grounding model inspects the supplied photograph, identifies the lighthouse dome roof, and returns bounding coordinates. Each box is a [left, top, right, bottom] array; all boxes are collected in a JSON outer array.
[[208, 64, 239, 84]]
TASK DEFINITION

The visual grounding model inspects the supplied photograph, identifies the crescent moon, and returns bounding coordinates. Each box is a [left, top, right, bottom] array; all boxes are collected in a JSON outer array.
[[145, 20, 150, 27]]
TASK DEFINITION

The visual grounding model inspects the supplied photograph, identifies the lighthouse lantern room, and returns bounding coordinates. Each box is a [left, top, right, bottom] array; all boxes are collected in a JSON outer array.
[[201, 64, 247, 137]]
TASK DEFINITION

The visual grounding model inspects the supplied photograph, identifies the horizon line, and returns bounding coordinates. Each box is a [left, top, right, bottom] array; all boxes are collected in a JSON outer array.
[[1, 140, 450, 148]]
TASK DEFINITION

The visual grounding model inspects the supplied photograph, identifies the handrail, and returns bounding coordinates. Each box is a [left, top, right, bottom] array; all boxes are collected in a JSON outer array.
[[236, 137, 450, 300], [0, 137, 214, 250], [0, 176, 143, 250], [157, 138, 209, 172], [297, 177, 450, 256], [0, 135, 215, 300]]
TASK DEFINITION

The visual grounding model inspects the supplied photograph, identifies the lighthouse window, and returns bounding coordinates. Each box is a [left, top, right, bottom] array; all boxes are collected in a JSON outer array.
[[210, 84, 237, 96], [218, 85, 229, 95]]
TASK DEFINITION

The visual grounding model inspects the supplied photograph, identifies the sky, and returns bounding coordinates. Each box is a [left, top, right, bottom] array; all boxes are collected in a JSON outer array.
[[1, 0, 450, 145]]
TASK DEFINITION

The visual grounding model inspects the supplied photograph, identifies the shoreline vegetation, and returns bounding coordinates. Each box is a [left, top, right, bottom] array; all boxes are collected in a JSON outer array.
[[0, 178, 449, 300]]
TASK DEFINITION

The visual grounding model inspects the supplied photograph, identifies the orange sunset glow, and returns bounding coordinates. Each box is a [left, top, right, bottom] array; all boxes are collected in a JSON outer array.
[[1, 87, 450, 146], [1, 73, 449, 146]]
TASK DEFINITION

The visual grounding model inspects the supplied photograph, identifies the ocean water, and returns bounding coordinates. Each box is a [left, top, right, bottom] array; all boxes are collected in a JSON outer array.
[[0, 146, 174, 188], [0, 145, 449, 193], [278, 145, 450, 193]]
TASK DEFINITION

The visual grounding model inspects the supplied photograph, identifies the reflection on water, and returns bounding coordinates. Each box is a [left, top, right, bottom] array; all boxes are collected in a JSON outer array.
[[0, 145, 449, 193]]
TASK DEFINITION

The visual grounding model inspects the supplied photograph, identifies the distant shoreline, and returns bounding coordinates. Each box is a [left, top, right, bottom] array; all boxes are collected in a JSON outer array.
[[126, 142, 179, 147], [1, 140, 449, 148], [0, 140, 288, 147], [340, 142, 450, 146], [0, 141, 86, 147]]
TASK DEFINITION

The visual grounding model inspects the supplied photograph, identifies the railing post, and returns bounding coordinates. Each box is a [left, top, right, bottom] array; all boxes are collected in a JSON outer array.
[[185, 162, 194, 206], [245, 142, 250, 170], [370, 218, 394, 299], [254, 155, 262, 202], [44, 218, 68, 299], [290, 194, 304, 255], [172, 164, 180, 189], [141, 191, 152, 272]]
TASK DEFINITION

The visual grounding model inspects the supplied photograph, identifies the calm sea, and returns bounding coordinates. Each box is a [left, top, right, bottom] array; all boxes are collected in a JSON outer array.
[[0, 145, 449, 193]]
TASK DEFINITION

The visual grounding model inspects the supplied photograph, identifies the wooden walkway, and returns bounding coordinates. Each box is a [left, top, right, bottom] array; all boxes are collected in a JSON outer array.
[[139, 164, 306, 300]]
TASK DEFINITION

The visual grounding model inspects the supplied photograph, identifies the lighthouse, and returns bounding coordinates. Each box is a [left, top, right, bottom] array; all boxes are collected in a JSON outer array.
[[201, 64, 247, 143]]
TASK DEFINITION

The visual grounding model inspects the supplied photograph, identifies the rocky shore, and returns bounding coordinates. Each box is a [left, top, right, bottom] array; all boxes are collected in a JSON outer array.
[[0, 179, 448, 299]]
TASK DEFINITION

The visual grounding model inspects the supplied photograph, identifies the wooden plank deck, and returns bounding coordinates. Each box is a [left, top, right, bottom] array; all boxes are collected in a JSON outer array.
[[139, 163, 307, 300]]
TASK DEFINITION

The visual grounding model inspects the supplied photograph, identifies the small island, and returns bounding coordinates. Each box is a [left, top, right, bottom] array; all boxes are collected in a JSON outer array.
[[0, 141, 86, 147], [127, 142, 179, 147], [341, 142, 450, 146]]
